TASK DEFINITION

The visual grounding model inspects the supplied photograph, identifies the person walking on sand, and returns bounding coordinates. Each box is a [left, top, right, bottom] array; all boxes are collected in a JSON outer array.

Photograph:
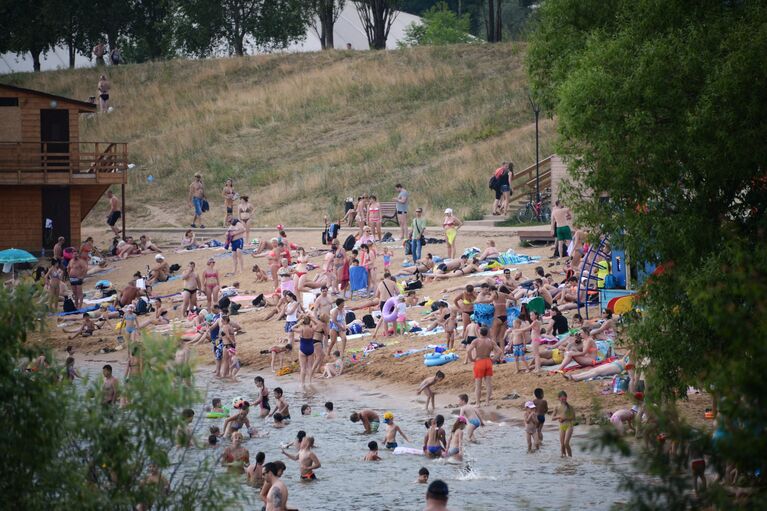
[[394, 183, 409, 241], [553, 390, 576, 457], [411, 207, 427, 263], [467, 326, 502, 406], [238, 195, 253, 245], [442, 209, 462, 260], [550, 200, 573, 259], [227, 218, 246, 275], [189, 173, 206, 228], [106, 190, 121, 235], [97, 74, 111, 112]]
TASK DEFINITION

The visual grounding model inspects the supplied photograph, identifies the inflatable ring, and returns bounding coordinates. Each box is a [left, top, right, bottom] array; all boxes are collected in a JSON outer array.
[[382, 296, 399, 323]]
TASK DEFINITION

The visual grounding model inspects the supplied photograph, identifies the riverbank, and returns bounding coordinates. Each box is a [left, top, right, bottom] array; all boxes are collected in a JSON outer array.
[[36, 225, 713, 429]]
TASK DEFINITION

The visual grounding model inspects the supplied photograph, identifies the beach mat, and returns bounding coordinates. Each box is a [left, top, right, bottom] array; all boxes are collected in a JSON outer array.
[[56, 305, 99, 316]]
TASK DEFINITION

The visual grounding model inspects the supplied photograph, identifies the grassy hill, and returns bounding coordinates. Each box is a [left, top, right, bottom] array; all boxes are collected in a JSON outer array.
[[5, 44, 554, 227]]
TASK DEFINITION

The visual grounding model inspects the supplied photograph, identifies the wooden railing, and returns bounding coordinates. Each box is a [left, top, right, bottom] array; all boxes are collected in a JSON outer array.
[[0, 141, 128, 185], [510, 155, 552, 204]]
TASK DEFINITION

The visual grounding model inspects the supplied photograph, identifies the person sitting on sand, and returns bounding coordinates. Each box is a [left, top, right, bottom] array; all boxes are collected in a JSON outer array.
[[350, 409, 380, 433], [322, 350, 343, 379], [181, 229, 197, 250], [66, 312, 98, 340], [476, 240, 500, 262], [590, 308, 617, 339], [138, 235, 161, 254], [147, 254, 169, 285], [557, 329, 598, 370]]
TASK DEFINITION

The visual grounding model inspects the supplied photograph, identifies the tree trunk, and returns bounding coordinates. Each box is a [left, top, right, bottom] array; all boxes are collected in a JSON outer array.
[[68, 35, 76, 68], [235, 34, 245, 56], [325, 18, 335, 49], [32, 50, 41, 72], [487, 0, 496, 42], [319, 2, 335, 50], [495, 1, 502, 42]]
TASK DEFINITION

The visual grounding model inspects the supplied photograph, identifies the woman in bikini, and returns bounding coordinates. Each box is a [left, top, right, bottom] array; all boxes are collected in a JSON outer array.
[[401, 253, 435, 275], [355, 195, 368, 238], [203, 258, 221, 309], [238, 195, 253, 246], [453, 284, 476, 344], [442, 208, 463, 260], [366, 195, 382, 241], [222, 178, 235, 226], [253, 376, 271, 418], [292, 315, 316, 389], [220, 315, 236, 378], [565, 350, 632, 382], [558, 329, 598, 369], [222, 432, 250, 473], [590, 308, 617, 339], [45, 262, 64, 310]]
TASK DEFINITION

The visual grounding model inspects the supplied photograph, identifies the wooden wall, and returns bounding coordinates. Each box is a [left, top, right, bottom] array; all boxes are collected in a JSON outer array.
[[70, 188, 82, 247], [0, 186, 42, 251], [18, 94, 80, 145]]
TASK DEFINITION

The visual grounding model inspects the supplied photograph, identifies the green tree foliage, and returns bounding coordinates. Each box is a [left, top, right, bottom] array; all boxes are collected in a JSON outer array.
[[0, 284, 238, 509], [176, 0, 311, 57], [401, 2, 473, 46], [0, 0, 61, 71], [125, 0, 178, 62], [528, 0, 767, 506]]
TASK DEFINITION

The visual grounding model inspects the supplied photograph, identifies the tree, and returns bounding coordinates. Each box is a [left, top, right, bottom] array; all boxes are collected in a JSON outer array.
[[176, 0, 311, 57], [353, 0, 402, 50], [528, 0, 767, 506], [0, 0, 61, 71], [401, 2, 473, 46], [0, 283, 240, 508], [125, 0, 178, 62], [48, 0, 90, 68], [310, 0, 346, 50]]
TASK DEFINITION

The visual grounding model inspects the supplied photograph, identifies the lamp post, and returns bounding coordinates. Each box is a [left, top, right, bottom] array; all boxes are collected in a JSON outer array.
[[527, 94, 541, 207]]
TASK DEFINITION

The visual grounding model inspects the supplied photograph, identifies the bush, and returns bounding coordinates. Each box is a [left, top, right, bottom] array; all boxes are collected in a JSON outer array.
[[400, 2, 474, 47]]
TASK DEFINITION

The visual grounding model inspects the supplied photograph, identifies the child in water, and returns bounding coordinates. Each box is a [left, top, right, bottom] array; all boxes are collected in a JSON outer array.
[[382, 412, 410, 449], [553, 390, 575, 457], [417, 371, 445, 412], [533, 388, 548, 449], [417, 467, 430, 484], [524, 401, 540, 453], [363, 441, 381, 461]]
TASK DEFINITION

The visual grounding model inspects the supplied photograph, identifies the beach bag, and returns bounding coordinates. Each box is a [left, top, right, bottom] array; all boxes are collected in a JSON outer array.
[[345, 311, 356, 324], [405, 279, 423, 291], [604, 274, 617, 289], [169, 263, 181, 273], [342, 235, 356, 252], [251, 294, 266, 307], [362, 314, 376, 329], [488, 175, 498, 189], [63, 297, 76, 313], [347, 323, 363, 335], [135, 297, 150, 315], [201, 199, 210, 212]]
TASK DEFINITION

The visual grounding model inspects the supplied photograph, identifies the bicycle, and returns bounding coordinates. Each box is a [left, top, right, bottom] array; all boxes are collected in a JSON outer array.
[[516, 190, 551, 224]]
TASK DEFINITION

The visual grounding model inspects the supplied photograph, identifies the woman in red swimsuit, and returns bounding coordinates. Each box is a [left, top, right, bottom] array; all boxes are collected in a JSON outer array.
[[203, 258, 221, 309], [367, 195, 382, 241]]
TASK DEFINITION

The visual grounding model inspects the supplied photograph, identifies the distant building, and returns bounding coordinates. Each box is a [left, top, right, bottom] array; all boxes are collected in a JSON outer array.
[[0, 5, 422, 74]]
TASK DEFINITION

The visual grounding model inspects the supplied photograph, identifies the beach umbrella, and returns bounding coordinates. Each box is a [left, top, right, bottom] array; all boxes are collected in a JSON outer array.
[[0, 248, 37, 265]]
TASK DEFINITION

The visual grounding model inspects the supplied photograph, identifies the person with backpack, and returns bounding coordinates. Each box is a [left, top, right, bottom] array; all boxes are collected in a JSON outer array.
[[490, 162, 512, 215]]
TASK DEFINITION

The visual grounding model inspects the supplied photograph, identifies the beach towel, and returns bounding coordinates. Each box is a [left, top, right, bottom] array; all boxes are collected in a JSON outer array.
[[56, 305, 99, 316], [349, 266, 368, 292]]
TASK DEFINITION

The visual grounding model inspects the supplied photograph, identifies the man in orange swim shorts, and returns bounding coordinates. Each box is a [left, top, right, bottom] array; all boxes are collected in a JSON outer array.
[[467, 326, 502, 406]]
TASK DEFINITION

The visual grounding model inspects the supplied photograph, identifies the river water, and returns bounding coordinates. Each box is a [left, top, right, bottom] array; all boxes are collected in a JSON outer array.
[[168, 367, 633, 511]]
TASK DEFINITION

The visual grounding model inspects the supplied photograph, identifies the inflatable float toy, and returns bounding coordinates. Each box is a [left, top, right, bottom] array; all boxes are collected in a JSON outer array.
[[381, 296, 400, 323], [424, 352, 459, 367], [205, 407, 230, 419], [472, 303, 494, 326], [393, 446, 424, 456], [607, 294, 634, 315]]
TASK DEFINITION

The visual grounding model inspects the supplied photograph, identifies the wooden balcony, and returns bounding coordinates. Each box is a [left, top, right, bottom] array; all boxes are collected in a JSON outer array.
[[0, 141, 128, 185], [510, 155, 553, 204]]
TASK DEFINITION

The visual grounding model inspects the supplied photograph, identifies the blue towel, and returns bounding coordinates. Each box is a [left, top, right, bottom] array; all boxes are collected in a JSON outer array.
[[349, 266, 369, 292], [56, 305, 99, 316]]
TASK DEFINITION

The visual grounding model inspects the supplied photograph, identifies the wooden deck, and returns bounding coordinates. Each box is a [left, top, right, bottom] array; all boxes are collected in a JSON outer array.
[[0, 141, 127, 185]]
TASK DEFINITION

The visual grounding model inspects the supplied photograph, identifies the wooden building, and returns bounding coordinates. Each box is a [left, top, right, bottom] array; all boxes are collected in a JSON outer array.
[[0, 83, 127, 252]]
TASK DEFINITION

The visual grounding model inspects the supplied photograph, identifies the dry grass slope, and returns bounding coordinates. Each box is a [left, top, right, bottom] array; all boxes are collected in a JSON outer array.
[[5, 43, 554, 227]]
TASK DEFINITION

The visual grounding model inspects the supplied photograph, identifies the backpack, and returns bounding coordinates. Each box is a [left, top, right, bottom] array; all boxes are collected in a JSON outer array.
[[135, 297, 150, 315], [218, 296, 232, 310], [488, 175, 499, 189], [345, 311, 356, 324], [405, 279, 423, 291], [251, 294, 266, 307], [63, 297, 76, 313], [362, 314, 376, 329], [604, 274, 618, 289], [169, 263, 181, 273], [342, 234, 356, 251]]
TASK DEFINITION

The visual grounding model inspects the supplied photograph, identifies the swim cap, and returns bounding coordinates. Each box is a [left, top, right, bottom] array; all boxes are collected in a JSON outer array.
[[383, 411, 394, 420]]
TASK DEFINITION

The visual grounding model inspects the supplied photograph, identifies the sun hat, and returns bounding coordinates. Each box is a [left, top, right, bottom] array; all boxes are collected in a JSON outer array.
[[155, 254, 164, 261], [444, 208, 453, 214]]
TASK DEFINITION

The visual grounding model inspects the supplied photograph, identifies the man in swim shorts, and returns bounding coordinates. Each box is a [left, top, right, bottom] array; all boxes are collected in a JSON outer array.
[[350, 409, 380, 433], [467, 327, 502, 406], [106, 190, 122, 235], [67, 252, 88, 309], [188, 172, 206, 228], [550, 200, 573, 259]]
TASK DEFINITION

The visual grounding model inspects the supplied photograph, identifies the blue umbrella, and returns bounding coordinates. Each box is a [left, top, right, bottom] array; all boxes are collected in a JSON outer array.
[[0, 248, 37, 265]]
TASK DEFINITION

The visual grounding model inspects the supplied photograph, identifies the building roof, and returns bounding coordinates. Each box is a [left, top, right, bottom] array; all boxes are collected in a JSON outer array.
[[0, 83, 96, 112]]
